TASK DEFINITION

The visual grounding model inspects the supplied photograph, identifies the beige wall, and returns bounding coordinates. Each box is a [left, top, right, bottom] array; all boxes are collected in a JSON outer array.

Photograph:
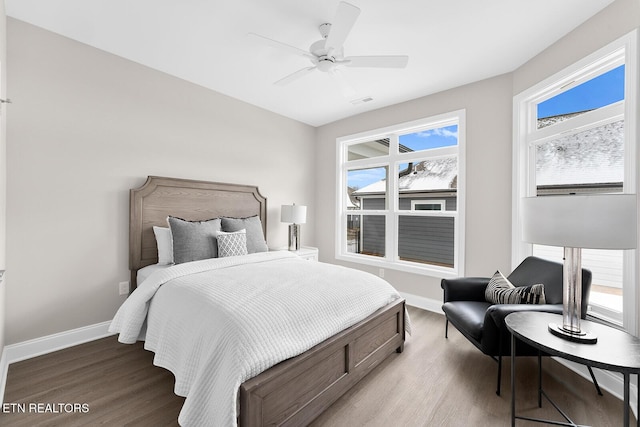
[[315, 74, 514, 302], [5, 19, 316, 344]]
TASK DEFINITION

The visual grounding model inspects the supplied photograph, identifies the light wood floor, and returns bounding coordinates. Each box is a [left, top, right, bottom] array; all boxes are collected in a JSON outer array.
[[2, 307, 630, 426]]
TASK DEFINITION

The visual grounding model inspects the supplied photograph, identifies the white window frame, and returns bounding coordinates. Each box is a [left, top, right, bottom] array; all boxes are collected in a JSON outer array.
[[512, 30, 638, 334], [336, 110, 466, 278]]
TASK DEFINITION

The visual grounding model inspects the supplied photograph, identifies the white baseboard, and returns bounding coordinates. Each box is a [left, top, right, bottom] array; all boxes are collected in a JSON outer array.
[[0, 321, 114, 405], [401, 291, 443, 314], [0, 347, 8, 407]]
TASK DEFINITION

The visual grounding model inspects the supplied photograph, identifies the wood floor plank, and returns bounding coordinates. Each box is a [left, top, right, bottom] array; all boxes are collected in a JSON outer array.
[[1, 307, 631, 426]]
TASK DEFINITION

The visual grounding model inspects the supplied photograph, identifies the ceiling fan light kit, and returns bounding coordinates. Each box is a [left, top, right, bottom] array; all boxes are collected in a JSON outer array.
[[248, 1, 409, 98]]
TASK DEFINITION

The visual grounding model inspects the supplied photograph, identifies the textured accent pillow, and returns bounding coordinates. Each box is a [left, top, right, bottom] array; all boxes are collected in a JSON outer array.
[[485, 270, 546, 305], [216, 230, 249, 258], [167, 216, 222, 264], [221, 216, 268, 253], [153, 226, 174, 265]]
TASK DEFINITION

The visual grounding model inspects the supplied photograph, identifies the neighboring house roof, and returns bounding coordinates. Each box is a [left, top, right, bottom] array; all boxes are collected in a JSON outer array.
[[536, 119, 623, 186], [353, 156, 457, 195], [537, 111, 587, 128]]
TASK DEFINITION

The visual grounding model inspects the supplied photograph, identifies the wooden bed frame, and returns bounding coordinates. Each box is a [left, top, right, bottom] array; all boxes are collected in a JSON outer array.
[[129, 176, 406, 426]]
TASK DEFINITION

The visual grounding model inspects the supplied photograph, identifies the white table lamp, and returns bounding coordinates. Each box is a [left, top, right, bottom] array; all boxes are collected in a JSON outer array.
[[521, 193, 636, 343], [281, 203, 307, 251]]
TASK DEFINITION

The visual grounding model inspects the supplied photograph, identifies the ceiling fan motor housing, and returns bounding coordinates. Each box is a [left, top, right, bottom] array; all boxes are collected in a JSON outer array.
[[310, 37, 342, 72]]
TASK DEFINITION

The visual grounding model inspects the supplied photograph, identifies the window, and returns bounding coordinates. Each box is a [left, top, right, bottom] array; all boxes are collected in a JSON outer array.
[[337, 111, 465, 277], [411, 200, 445, 211], [513, 31, 638, 331]]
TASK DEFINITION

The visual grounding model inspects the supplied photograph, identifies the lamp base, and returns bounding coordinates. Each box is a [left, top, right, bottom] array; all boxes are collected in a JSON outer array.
[[288, 224, 301, 251], [548, 322, 597, 344]]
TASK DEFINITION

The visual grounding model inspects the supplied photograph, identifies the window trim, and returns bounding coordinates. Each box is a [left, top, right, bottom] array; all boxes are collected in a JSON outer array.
[[336, 110, 466, 278], [512, 30, 638, 334]]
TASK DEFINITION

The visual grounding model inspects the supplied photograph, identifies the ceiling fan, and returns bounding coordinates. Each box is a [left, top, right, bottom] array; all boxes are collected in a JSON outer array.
[[247, 1, 409, 97]]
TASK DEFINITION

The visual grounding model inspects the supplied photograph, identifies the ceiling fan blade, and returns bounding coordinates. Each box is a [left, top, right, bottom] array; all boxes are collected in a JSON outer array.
[[247, 33, 315, 60], [329, 68, 357, 98], [344, 55, 409, 68], [324, 2, 361, 54], [274, 66, 317, 86]]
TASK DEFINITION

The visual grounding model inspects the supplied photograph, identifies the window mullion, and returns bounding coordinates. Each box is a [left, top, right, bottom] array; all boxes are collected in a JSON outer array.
[[530, 101, 624, 143], [387, 135, 399, 262]]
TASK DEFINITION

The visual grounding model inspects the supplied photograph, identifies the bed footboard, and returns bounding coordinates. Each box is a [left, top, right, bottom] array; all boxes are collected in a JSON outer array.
[[239, 299, 406, 427]]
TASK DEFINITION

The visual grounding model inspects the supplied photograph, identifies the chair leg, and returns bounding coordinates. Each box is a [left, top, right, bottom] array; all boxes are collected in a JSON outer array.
[[445, 318, 449, 338], [587, 365, 603, 396], [538, 351, 542, 407], [496, 354, 502, 396]]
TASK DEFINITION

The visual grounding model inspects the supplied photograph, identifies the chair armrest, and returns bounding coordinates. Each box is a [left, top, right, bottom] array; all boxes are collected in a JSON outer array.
[[486, 304, 563, 329], [441, 277, 490, 303]]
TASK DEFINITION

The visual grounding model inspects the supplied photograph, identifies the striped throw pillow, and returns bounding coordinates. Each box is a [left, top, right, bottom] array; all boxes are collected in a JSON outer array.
[[485, 270, 546, 305]]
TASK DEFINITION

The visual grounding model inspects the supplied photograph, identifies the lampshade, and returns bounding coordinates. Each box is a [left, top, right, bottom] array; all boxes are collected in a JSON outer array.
[[281, 204, 307, 224], [521, 194, 637, 249]]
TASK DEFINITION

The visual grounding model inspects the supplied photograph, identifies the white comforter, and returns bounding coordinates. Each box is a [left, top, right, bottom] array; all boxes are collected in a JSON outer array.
[[109, 251, 408, 427]]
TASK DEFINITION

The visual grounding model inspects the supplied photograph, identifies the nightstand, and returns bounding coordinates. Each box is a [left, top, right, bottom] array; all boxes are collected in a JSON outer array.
[[290, 246, 319, 261]]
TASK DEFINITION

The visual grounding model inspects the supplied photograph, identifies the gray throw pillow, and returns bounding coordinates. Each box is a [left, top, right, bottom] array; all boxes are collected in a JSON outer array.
[[221, 216, 268, 253], [167, 216, 222, 264], [485, 270, 546, 304]]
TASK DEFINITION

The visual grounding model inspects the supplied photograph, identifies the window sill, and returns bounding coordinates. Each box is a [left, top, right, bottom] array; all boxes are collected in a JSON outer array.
[[587, 304, 623, 328], [335, 253, 462, 279]]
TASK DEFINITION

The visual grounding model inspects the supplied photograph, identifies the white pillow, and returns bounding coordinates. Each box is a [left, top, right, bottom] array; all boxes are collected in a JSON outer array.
[[216, 229, 248, 258], [153, 226, 174, 265]]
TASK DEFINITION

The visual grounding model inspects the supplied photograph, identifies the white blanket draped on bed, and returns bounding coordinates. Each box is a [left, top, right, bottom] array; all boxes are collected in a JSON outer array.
[[109, 251, 409, 427]]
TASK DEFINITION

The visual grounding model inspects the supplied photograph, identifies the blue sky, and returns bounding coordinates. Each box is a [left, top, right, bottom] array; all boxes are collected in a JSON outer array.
[[537, 65, 624, 118], [348, 167, 387, 189], [399, 125, 458, 151]]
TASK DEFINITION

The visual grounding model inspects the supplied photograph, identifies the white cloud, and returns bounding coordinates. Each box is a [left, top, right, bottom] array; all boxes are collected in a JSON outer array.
[[417, 128, 458, 139]]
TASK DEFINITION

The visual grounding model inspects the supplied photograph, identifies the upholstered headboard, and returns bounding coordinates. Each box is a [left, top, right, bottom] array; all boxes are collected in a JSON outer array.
[[129, 176, 267, 287]]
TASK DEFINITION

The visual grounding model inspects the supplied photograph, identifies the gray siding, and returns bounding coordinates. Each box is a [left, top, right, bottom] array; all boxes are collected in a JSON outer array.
[[362, 215, 385, 256], [398, 216, 454, 266], [359, 215, 455, 265], [362, 198, 385, 210], [355, 195, 456, 266]]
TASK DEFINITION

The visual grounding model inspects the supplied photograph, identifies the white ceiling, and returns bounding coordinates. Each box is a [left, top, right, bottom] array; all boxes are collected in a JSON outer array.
[[6, 0, 615, 126]]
